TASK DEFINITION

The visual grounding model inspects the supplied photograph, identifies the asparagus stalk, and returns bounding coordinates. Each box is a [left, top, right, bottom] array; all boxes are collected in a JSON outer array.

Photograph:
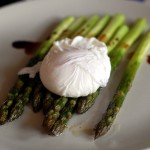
[[60, 16, 87, 39], [33, 16, 75, 61], [72, 15, 100, 37], [86, 15, 111, 38], [107, 25, 129, 53], [43, 97, 68, 132], [9, 76, 39, 121], [0, 16, 75, 124], [77, 89, 101, 114], [51, 98, 77, 136], [95, 29, 150, 139], [31, 81, 45, 112], [110, 18, 147, 71], [0, 77, 27, 124], [43, 16, 101, 132], [98, 13, 125, 43], [9, 95, 24, 122], [43, 92, 55, 115]]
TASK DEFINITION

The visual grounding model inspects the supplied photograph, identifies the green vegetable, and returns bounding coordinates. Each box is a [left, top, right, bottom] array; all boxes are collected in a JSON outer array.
[[72, 15, 100, 37], [43, 92, 55, 115], [51, 98, 77, 136], [86, 15, 111, 37], [43, 97, 68, 133], [0, 16, 75, 124], [98, 13, 125, 43], [110, 18, 147, 71], [107, 24, 129, 53]]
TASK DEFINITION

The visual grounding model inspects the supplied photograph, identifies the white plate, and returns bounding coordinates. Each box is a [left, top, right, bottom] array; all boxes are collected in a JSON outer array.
[[0, 0, 150, 150]]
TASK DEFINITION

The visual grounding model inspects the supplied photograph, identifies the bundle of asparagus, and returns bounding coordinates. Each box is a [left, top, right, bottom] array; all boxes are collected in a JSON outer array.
[[0, 14, 149, 139], [50, 17, 147, 136], [0, 16, 75, 124]]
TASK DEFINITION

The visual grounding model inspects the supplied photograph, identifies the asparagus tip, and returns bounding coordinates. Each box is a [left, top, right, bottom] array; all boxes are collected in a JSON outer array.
[[94, 126, 110, 140]]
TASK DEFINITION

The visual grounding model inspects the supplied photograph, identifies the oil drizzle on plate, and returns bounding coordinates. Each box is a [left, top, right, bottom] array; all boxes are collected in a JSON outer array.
[[12, 41, 41, 55], [69, 124, 94, 137], [147, 55, 150, 64]]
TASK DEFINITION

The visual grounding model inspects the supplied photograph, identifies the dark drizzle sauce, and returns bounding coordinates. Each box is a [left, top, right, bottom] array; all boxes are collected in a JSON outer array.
[[12, 41, 41, 55], [147, 55, 150, 64]]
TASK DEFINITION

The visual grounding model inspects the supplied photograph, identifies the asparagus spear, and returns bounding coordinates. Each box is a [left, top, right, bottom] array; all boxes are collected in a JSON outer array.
[[60, 16, 87, 39], [72, 15, 100, 37], [95, 29, 150, 139], [110, 18, 147, 71], [0, 16, 75, 124], [8, 16, 86, 121], [33, 16, 75, 61], [0, 77, 27, 124], [43, 92, 55, 115], [43, 97, 68, 132], [9, 77, 38, 121], [51, 98, 77, 136], [31, 81, 45, 112], [43, 16, 101, 132], [98, 13, 125, 43], [86, 15, 111, 38], [77, 89, 101, 114], [107, 25, 129, 53], [9, 95, 24, 122]]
